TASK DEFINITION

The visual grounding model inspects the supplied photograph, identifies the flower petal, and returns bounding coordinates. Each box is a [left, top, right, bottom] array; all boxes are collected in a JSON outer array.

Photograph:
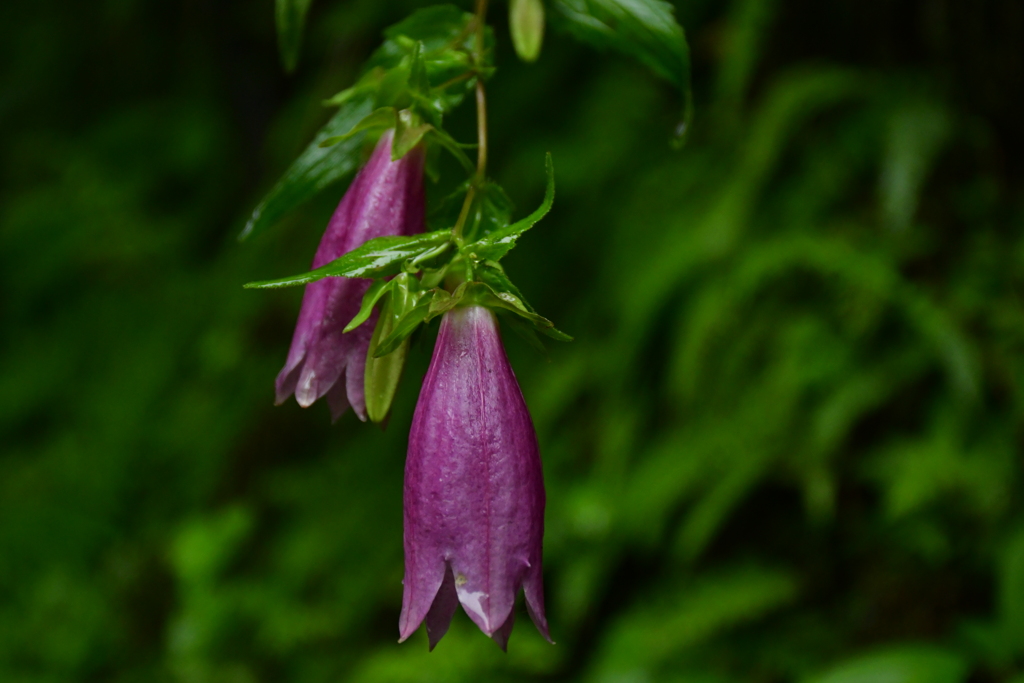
[[425, 564, 459, 651]]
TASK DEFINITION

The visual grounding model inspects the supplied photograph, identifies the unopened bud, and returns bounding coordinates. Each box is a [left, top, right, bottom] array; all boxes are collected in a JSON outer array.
[[510, 0, 545, 63]]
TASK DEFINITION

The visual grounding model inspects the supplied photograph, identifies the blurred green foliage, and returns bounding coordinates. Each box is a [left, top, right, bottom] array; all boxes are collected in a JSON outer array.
[[2, 0, 1023, 682]]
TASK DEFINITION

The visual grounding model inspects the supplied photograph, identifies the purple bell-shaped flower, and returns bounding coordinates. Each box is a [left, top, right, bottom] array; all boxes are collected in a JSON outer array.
[[275, 129, 425, 421], [399, 305, 550, 650]]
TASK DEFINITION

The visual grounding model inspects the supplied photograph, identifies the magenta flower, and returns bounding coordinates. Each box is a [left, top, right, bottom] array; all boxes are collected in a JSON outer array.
[[275, 129, 425, 421], [399, 305, 550, 651]]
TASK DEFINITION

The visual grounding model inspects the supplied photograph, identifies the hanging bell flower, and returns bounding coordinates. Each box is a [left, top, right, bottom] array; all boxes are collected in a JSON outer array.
[[399, 305, 550, 650], [275, 129, 425, 421]]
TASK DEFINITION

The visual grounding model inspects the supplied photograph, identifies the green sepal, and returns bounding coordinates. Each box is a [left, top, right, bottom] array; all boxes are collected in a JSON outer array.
[[243, 230, 453, 289], [462, 153, 554, 260], [373, 300, 433, 358], [319, 107, 397, 148], [393, 109, 432, 160], [344, 279, 392, 333], [364, 292, 410, 424]]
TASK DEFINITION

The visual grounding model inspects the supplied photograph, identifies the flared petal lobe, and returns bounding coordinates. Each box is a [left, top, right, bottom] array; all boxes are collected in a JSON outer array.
[[400, 306, 549, 649], [275, 129, 425, 420]]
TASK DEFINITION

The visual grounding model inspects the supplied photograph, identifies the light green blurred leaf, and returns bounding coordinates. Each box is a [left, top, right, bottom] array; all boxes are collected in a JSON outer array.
[[1001, 524, 1024, 652], [880, 101, 951, 233], [805, 645, 968, 683], [596, 567, 798, 674], [171, 506, 253, 585]]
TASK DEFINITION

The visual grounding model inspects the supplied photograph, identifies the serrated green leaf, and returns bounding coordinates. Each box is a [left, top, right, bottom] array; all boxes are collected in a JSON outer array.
[[275, 0, 313, 73], [476, 260, 536, 313], [458, 279, 572, 342], [239, 95, 373, 241], [511, 0, 546, 63], [243, 230, 452, 288], [464, 153, 554, 260], [464, 182, 514, 242], [552, 0, 693, 139], [344, 280, 393, 333], [364, 293, 409, 423], [319, 107, 396, 148]]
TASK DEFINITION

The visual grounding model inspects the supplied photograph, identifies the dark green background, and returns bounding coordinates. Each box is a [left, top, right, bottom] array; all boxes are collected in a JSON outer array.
[[2, 0, 1023, 681]]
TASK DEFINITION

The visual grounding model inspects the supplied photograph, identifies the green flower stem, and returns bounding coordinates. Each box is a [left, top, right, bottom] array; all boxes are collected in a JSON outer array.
[[453, 0, 490, 245], [474, 0, 489, 183]]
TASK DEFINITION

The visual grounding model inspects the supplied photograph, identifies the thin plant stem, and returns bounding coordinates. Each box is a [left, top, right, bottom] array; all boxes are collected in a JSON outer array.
[[453, 0, 490, 243], [474, 0, 489, 182]]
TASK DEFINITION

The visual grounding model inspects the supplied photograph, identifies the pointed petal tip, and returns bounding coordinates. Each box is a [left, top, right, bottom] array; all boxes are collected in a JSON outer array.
[[425, 565, 458, 651], [489, 610, 515, 652], [525, 588, 552, 643]]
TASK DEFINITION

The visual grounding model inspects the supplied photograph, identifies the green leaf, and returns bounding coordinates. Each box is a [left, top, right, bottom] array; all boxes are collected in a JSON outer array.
[[804, 646, 968, 683], [364, 293, 409, 423], [510, 0, 546, 63], [463, 153, 554, 260], [239, 95, 373, 241], [319, 107, 397, 148], [595, 567, 797, 672], [380, 5, 474, 54], [476, 260, 536, 314], [368, 6, 482, 103], [464, 182, 514, 242], [344, 280, 392, 333], [243, 230, 452, 288], [275, 0, 314, 73], [322, 67, 386, 107], [1001, 524, 1024, 651], [551, 0, 693, 139]]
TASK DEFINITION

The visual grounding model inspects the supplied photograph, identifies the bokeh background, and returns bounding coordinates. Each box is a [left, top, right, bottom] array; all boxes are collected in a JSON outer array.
[[3, 0, 1024, 681]]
